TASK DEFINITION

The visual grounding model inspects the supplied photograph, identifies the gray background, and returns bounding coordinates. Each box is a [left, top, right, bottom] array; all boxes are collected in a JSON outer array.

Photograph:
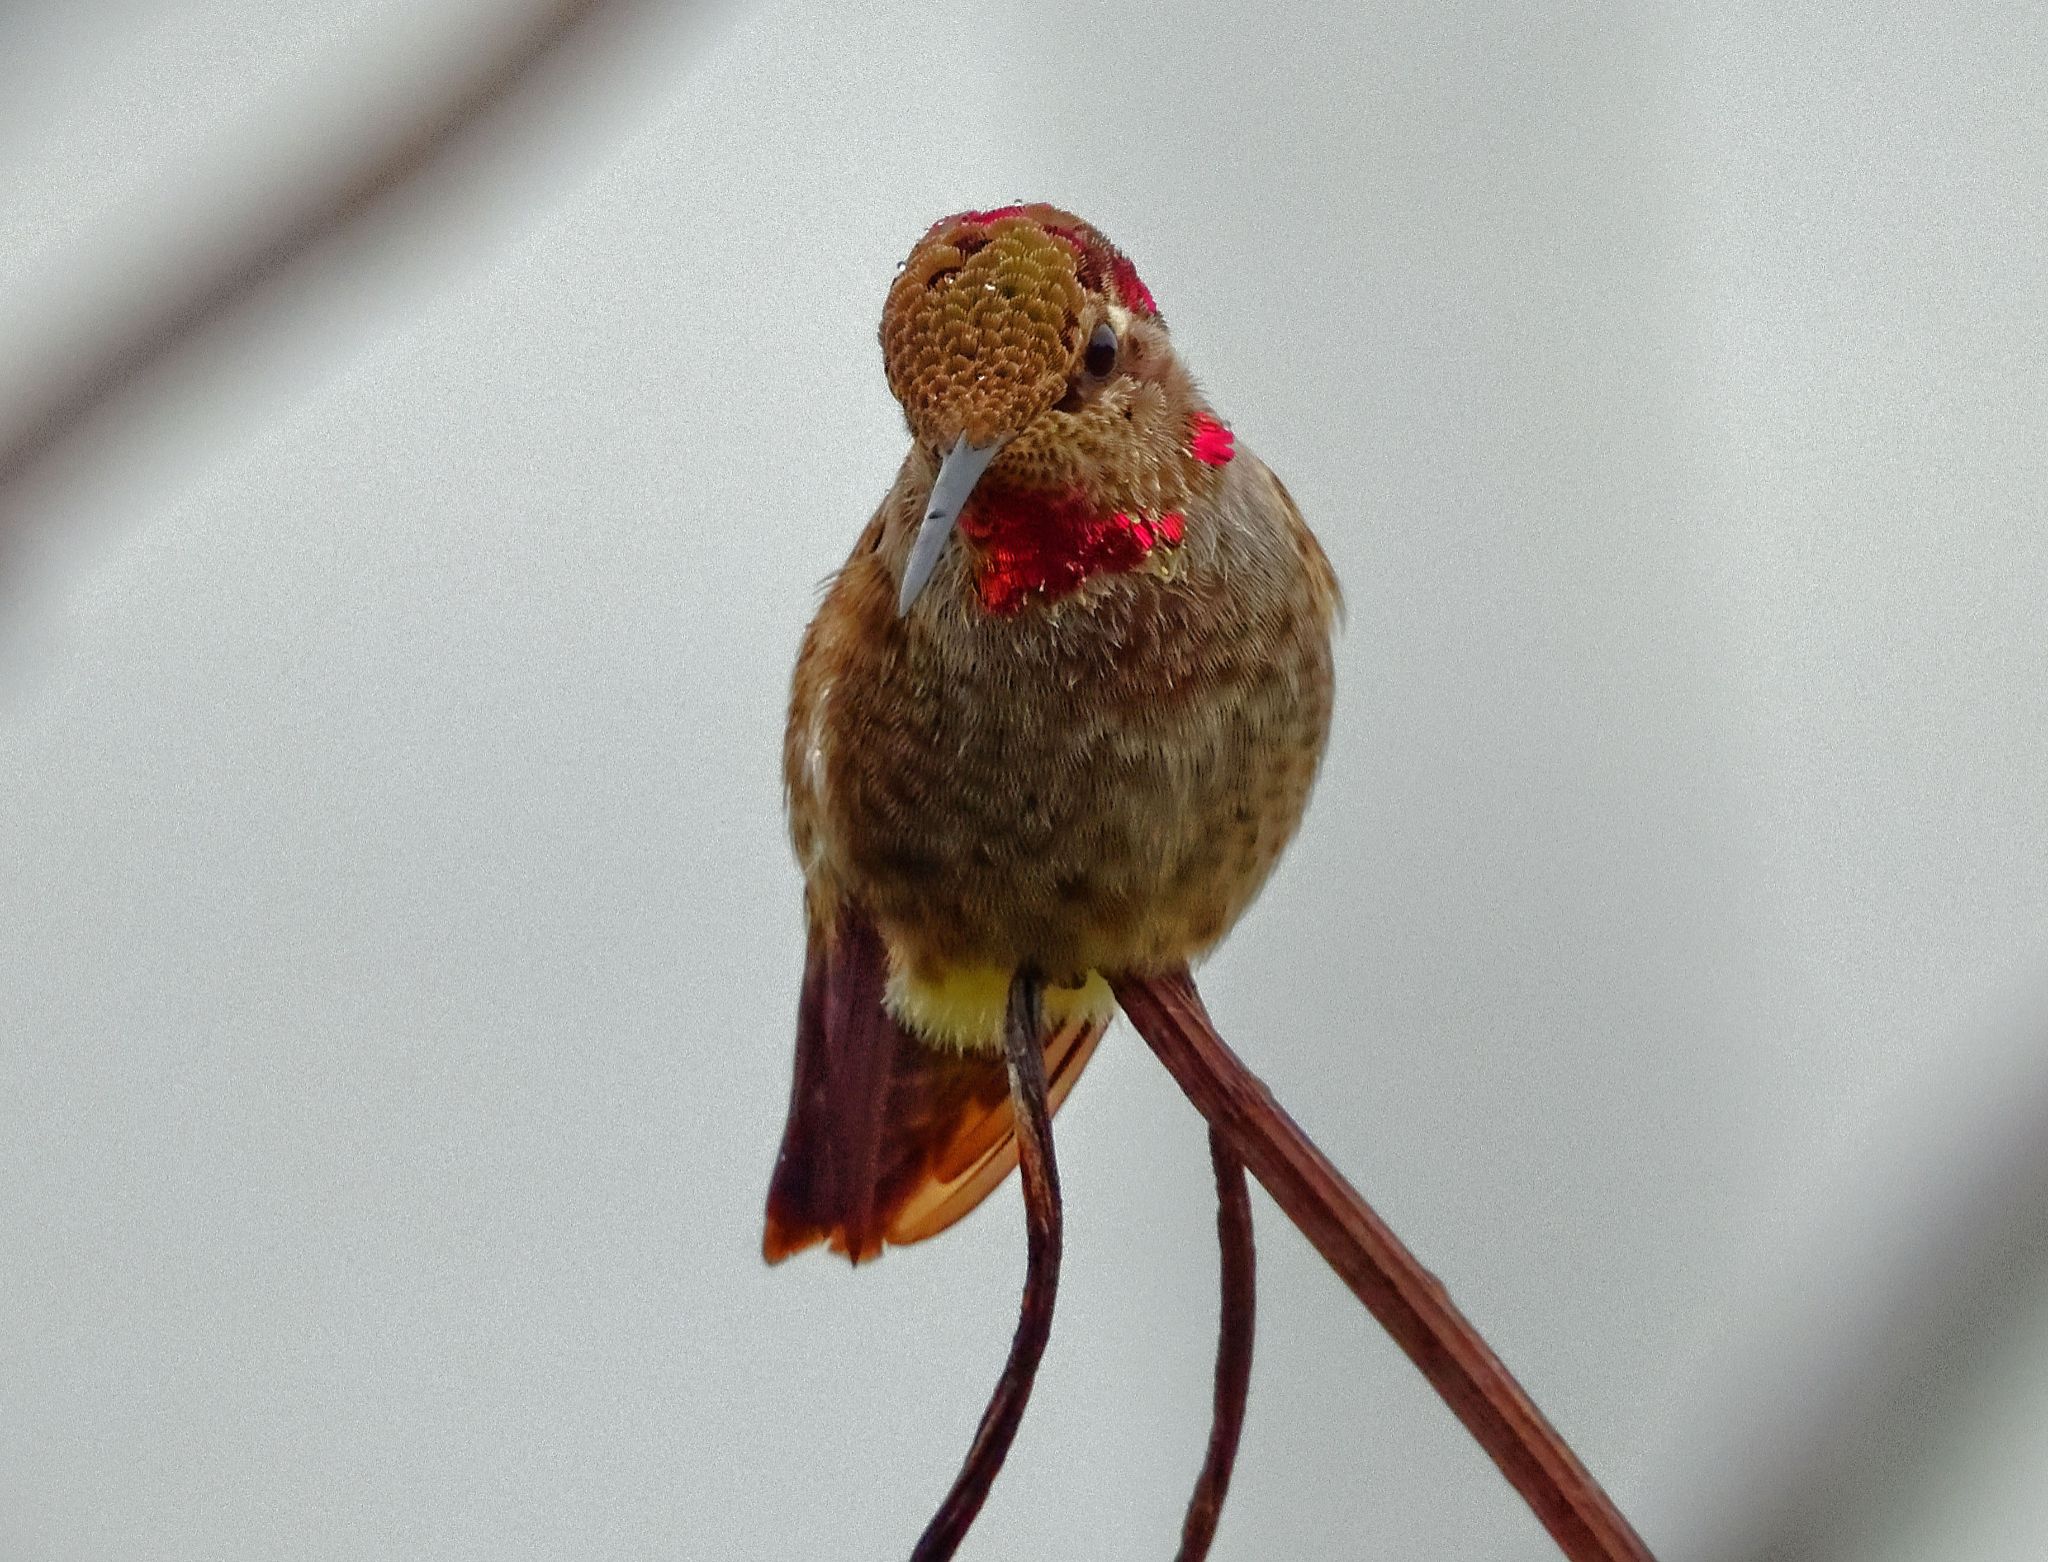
[[3, 2, 2045, 1558]]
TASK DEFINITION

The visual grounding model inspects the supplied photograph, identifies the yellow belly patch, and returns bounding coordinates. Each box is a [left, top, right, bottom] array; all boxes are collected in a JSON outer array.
[[886, 959, 1116, 1053]]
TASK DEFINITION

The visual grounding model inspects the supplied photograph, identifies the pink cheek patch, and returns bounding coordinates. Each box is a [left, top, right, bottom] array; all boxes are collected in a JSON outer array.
[[1188, 414, 1236, 467]]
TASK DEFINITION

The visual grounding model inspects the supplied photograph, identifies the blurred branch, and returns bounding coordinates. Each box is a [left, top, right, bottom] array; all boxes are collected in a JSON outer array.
[[1703, 1003, 2048, 1562], [0, 0, 667, 541]]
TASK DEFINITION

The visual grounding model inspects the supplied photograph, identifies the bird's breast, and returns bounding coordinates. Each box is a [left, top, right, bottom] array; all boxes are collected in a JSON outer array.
[[788, 445, 1337, 1024]]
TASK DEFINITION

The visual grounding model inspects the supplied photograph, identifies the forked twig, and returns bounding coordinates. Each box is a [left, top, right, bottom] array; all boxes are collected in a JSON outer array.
[[1178, 1127, 1256, 1561], [1113, 966, 1655, 1562], [911, 970, 1061, 1561]]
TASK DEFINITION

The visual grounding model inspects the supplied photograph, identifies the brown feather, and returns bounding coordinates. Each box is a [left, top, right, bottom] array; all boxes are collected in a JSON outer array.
[[761, 916, 894, 1263], [883, 1007, 1104, 1245], [784, 445, 1338, 992], [762, 908, 1108, 1264]]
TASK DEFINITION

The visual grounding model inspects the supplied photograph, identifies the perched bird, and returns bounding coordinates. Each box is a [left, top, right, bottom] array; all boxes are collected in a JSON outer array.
[[764, 204, 1339, 1265]]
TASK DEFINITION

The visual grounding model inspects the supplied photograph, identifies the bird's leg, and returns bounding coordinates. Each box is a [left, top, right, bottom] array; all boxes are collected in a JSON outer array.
[[911, 968, 1062, 1562], [1177, 1127, 1257, 1562]]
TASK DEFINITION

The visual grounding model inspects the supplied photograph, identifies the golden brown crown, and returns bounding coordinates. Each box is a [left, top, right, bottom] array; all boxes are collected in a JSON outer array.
[[880, 205, 1158, 450]]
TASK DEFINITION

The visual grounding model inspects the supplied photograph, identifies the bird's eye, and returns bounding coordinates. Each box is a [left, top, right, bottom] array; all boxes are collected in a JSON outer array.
[[1083, 323, 1118, 378]]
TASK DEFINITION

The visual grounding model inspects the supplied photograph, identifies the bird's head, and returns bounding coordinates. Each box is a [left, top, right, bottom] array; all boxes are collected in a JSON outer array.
[[880, 205, 1236, 615]]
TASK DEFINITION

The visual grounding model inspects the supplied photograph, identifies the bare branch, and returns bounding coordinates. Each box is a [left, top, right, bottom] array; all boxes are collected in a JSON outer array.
[[912, 970, 1062, 1561], [1114, 966, 1657, 1562], [1178, 1127, 1256, 1561]]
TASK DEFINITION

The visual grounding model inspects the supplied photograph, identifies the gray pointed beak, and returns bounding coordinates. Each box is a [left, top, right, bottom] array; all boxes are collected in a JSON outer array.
[[898, 434, 1003, 616]]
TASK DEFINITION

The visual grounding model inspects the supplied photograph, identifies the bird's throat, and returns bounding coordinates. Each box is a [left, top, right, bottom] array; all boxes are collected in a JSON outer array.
[[956, 483, 1185, 615]]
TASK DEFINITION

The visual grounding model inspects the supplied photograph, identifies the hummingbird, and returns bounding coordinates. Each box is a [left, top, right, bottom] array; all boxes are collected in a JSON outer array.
[[762, 204, 1339, 1267], [757, 213, 1659, 1557]]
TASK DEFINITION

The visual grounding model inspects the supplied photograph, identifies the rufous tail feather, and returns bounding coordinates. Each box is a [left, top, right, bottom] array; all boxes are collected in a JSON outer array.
[[763, 911, 1106, 1264]]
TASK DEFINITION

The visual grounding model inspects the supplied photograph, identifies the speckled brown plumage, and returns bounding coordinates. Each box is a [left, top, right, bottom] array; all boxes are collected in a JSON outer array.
[[766, 206, 1339, 1263], [788, 446, 1337, 989]]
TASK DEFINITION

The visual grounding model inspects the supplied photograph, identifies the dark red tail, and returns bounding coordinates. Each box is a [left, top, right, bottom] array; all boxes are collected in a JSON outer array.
[[762, 910, 1104, 1264]]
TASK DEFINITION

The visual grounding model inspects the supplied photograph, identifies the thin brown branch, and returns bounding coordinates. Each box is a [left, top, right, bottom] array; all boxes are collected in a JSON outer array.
[[1177, 1126, 1256, 1562], [911, 969, 1061, 1561], [1112, 966, 1656, 1562], [0, 0, 657, 523]]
